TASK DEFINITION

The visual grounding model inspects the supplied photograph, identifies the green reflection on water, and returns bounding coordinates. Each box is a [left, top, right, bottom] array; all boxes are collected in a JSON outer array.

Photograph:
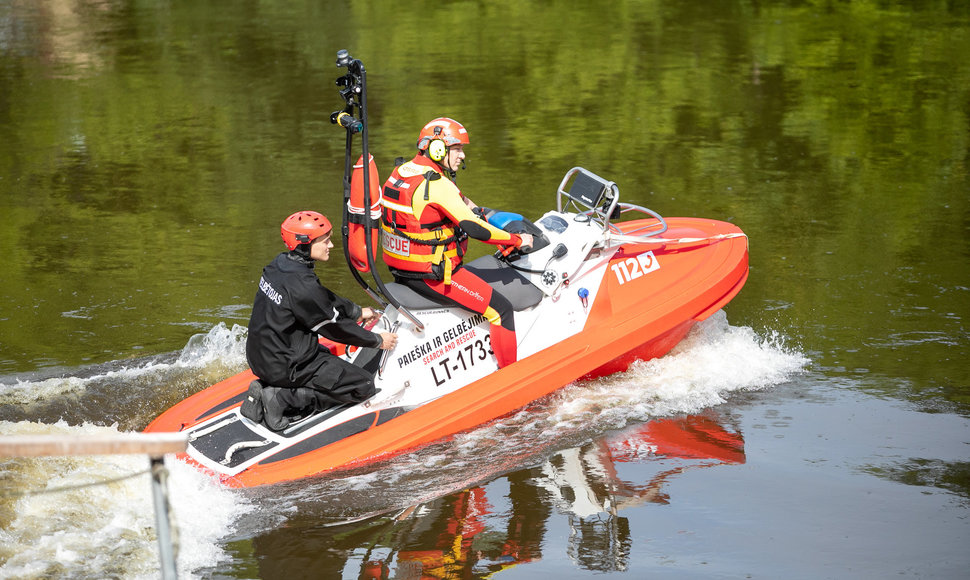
[[0, 1, 967, 410]]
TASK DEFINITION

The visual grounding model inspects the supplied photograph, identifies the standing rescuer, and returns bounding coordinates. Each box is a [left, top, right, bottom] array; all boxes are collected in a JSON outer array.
[[380, 117, 533, 368], [242, 211, 397, 430]]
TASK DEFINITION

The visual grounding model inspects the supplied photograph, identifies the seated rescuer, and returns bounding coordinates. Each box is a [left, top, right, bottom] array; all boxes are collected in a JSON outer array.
[[242, 211, 397, 429], [380, 117, 533, 368]]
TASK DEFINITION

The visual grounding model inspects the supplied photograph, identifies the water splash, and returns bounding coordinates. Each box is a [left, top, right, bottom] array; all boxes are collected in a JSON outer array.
[[545, 311, 810, 430], [0, 323, 254, 577], [0, 323, 248, 409], [0, 421, 252, 579]]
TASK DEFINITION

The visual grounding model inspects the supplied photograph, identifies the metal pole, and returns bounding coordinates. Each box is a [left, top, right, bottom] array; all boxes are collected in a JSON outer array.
[[150, 455, 179, 580]]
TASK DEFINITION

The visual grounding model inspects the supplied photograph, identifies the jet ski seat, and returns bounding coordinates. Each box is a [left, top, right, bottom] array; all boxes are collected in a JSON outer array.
[[385, 254, 543, 312]]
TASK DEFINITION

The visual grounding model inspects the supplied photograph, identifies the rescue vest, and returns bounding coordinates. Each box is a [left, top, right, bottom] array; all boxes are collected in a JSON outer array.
[[380, 157, 466, 284]]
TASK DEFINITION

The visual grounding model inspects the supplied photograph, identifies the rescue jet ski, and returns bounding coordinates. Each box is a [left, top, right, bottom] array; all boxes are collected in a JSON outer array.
[[144, 51, 748, 487]]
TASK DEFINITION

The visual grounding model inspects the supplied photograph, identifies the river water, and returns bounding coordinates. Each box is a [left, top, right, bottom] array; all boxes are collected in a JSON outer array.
[[1, 1, 968, 579]]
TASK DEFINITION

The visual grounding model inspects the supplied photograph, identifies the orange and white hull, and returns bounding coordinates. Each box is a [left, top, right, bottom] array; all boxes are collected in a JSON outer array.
[[146, 210, 747, 488]]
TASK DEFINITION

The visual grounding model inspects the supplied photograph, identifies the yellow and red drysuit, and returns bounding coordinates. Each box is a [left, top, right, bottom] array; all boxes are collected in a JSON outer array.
[[381, 154, 524, 367]]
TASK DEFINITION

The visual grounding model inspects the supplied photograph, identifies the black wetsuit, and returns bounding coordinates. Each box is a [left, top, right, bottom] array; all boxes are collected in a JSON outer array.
[[246, 252, 381, 414]]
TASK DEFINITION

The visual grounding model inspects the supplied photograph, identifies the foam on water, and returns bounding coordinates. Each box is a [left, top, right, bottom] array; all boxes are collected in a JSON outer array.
[[0, 322, 248, 406], [0, 323, 253, 579], [0, 421, 252, 579], [546, 310, 810, 429]]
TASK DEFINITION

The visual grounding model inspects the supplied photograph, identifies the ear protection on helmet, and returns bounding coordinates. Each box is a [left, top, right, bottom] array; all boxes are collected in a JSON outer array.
[[428, 138, 447, 162], [417, 119, 468, 163]]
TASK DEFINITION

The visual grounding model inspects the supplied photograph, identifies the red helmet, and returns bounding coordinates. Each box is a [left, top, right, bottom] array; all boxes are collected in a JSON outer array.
[[280, 211, 332, 250], [416, 117, 469, 162]]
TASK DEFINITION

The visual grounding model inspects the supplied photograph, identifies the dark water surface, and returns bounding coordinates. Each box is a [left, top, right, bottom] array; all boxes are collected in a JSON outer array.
[[1, 1, 968, 579]]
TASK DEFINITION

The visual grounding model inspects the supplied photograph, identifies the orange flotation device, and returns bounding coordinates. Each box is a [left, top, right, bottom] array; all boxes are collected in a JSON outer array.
[[348, 153, 381, 272]]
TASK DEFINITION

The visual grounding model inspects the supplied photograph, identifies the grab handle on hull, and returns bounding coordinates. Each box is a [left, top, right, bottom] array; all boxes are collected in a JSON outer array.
[[378, 319, 401, 379]]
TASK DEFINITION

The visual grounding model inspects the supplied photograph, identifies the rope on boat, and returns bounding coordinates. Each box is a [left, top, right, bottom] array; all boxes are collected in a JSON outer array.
[[0, 467, 152, 499], [606, 231, 747, 247]]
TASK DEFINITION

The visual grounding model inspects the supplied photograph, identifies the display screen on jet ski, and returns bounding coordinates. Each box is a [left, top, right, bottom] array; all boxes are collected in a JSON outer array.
[[564, 169, 610, 208]]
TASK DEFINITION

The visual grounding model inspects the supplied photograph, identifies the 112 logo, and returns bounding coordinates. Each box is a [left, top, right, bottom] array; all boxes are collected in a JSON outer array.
[[610, 251, 660, 285]]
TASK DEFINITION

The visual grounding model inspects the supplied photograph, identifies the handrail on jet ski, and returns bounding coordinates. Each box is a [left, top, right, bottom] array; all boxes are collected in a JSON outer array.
[[555, 167, 748, 248], [555, 167, 747, 248], [557, 166, 668, 238], [330, 50, 424, 331]]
